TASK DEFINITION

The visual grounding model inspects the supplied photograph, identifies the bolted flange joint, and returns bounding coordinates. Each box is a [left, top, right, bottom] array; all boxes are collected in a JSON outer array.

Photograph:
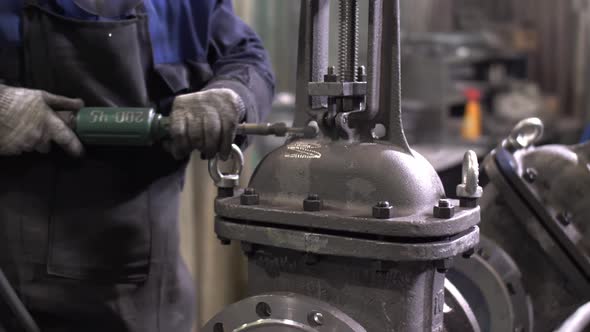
[[373, 201, 393, 219], [240, 187, 260, 206], [303, 194, 323, 212], [433, 199, 455, 219]]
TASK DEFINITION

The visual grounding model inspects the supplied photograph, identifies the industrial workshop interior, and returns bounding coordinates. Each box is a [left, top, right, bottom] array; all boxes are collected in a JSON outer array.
[[1, 0, 590, 331]]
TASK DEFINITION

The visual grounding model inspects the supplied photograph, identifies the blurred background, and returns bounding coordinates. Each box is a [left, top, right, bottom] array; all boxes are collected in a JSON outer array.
[[180, 1, 590, 330]]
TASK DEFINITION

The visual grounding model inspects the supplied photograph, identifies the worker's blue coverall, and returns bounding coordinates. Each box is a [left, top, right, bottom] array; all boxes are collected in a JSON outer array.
[[0, 1, 275, 331]]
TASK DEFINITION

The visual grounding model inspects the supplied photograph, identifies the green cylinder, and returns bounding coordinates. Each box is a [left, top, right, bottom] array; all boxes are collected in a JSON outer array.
[[75, 107, 170, 146]]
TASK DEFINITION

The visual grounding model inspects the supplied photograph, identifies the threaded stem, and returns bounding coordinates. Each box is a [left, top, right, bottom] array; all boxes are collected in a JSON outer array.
[[338, 0, 359, 82]]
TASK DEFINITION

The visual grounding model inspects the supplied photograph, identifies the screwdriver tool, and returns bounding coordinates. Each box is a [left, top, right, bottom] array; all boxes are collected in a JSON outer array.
[[58, 107, 319, 146]]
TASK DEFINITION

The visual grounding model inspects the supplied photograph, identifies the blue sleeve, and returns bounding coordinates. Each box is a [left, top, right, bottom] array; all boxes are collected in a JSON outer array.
[[582, 124, 590, 143], [204, 0, 275, 125]]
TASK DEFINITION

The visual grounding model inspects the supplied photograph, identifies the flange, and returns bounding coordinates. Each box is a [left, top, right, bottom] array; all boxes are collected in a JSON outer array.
[[201, 293, 366, 332]]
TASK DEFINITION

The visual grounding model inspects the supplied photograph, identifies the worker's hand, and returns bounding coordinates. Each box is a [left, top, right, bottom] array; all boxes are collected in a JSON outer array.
[[168, 88, 244, 160], [0, 85, 84, 157]]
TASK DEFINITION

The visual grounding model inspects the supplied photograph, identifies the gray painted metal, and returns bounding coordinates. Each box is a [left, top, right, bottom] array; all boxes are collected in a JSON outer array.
[[444, 280, 481, 332], [307, 81, 367, 96], [447, 237, 533, 332], [294, 0, 330, 128], [216, 218, 479, 261], [245, 140, 446, 220], [215, 195, 479, 238], [208, 0, 481, 331], [476, 118, 590, 329], [376, 0, 410, 153], [201, 293, 367, 332], [245, 245, 447, 332]]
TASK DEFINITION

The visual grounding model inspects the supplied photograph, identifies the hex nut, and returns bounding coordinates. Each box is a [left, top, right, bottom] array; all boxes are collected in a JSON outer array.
[[460, 197, 478, 208], [308, 312, 324, 326], [462, 248, 476, 259], [523, 168, 538, 183], [218, 236, 231, 246], [373, 201, 393, 219], [241, 188, 260, 206], [303, 194, 323, 212], [433, 199, 455, 219], [557, 212, 572, 226], [435, 258, 454, 273]]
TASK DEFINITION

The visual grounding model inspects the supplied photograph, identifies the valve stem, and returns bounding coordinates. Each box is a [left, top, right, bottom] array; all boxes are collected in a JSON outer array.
[[338, 0, 359, 82]]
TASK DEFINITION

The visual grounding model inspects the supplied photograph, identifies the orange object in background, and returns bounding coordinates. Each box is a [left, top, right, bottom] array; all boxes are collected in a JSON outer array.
[[462, 88, 483, 141]]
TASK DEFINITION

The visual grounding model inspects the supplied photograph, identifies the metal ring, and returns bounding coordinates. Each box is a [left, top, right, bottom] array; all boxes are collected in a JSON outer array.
[[457, 150, 482, 198], [208, 144, 244, 187], [505, 118, 544, 150]]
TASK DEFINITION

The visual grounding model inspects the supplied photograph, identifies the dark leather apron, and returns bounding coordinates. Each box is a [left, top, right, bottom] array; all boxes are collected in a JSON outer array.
[[0, 1, 195, 331]]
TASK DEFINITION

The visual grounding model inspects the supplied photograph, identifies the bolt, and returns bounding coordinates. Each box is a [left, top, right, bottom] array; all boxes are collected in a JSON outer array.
[[240, 188, 260, 206], [218, 236, 231, 246], [304, 253, 320, 265], [324, 66, 338, 82], [436, 258, 454, 273], [241, 242, 255, 255], [357, 65, 367, 81], [303, 194, 323, 212], [462, 248, 476, 259], [373, 201, 393, 219], [523, 168, 538, 183], [456, 150, 483, 200], [308, 312, 324, 326], [438, 199, 450, 208], [557, 211, 572, 226], [460, 198, 478, 208], [338, 0, 360, 82], [372, 260, 390, 273], [433, 199, 455, 219]]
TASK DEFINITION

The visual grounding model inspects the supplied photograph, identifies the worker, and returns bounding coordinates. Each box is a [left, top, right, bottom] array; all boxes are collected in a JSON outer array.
[[0, 1, 274, 331]]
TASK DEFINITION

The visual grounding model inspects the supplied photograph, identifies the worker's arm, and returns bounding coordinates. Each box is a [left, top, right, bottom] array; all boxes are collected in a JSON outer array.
[[204, 0, 276, 125], [167, 0, 275, 160]]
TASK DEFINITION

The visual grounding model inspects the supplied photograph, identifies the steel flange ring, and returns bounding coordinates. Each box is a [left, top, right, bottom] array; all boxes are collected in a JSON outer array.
[[202, 293, 366, 332]]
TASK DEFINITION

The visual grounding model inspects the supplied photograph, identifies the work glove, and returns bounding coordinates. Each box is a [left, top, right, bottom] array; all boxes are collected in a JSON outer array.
[[168, 88, 245, 160], [0, 85, 84, 157]]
